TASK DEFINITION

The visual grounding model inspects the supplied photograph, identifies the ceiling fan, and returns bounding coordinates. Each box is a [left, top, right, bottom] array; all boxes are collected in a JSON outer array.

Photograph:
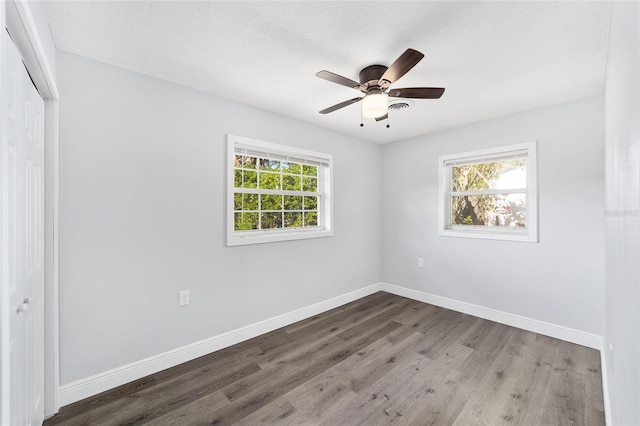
[[316, 48, 445, 123]]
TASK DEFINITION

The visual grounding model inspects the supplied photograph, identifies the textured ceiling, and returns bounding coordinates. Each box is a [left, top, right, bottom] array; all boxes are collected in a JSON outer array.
[[43, 1, 611, 144]]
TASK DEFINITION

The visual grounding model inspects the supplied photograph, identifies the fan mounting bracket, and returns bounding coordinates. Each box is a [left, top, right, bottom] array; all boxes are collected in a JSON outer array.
[[359, 65, 389, 91]]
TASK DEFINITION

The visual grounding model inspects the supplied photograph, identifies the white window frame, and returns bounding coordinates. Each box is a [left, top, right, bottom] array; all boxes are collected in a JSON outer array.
[[227, 135, 333, 246], [438, 142, 538, 242]]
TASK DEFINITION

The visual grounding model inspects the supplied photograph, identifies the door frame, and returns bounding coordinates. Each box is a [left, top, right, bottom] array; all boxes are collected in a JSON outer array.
[[2, 0, 60, 417]]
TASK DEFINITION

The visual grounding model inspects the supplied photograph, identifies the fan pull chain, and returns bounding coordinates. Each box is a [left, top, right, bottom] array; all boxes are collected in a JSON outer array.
[[360, 109, 364, 127], [386, 115, 390, 128]]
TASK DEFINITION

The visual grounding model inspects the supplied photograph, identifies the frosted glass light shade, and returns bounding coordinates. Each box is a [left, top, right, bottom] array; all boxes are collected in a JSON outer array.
[[362, 90, 388, 118]]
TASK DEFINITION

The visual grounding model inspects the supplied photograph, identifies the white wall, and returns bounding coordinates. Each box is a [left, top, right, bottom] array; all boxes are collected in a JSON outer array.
[[381, 96, 605, 335], [603, 2, 640, 424], [57, 52, 382, 385]]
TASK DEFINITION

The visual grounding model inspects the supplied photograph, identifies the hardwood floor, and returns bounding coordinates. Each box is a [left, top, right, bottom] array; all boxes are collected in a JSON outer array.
[[44, 292, 605, 425]]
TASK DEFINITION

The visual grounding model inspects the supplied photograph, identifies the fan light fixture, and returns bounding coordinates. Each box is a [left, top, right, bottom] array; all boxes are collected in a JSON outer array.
[[362, 89, 388, 118]]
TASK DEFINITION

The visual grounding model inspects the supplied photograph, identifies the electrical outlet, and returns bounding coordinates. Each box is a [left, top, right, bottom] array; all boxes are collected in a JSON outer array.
[[179, 290, 190, 306], [417, 258, 424, 268]]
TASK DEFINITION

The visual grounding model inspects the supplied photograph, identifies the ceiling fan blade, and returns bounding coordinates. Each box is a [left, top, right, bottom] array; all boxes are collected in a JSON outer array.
[[379, 48, 425, 85], [375, 114, 388, 122], [388, 87, 445, 99], [316, 70, 361, 89], [319, 97, 363, 114]]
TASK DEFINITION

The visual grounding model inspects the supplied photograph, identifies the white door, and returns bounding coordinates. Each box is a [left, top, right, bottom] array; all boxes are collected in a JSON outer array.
[[1, 29, 45, 425]]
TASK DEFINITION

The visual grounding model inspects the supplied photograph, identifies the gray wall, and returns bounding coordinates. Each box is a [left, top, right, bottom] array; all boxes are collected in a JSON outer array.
[[57, 52, 382, 385], [604, 2, 640, 424], [380, 96, 605, 335]]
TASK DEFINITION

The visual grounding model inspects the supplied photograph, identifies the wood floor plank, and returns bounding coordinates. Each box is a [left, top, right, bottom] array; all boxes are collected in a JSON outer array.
[[241, 332, 398, 425], [383, 298, 428, 325], [256, 295, 407, 367], [451, 328, 541, 425], [345, 340, 475, 425], [416, 309, 477, 359], [320, 350, 436, 425], [282, 380, 358, 424], [385, 303, 443, 344], [199, 319, 404, 424], [233, 400, 298, 425], [222, 317, 403, 403], [281, 334, 396, 398], [402, 363, 471, 424], [281, 291, 393, 335], [144, 390, 230, 426], [45, 292, 605, 426], [237, 338, 396, 424], [457, 321, 515, 383], [360, 340, 475, 425], [346, 332, 431, 394], [47, 360, 262, 426], [488, 331, 554, 426], [43, 375, 159, 424]]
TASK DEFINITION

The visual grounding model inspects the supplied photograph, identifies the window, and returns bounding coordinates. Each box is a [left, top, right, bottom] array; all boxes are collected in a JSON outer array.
[[438, 142, 537, 242], [227, 135, 333, 246]]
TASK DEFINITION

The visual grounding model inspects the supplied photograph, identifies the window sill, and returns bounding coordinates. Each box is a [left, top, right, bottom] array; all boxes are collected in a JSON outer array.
[[227, 227, 333, 246], [439, 227, 537, 242]]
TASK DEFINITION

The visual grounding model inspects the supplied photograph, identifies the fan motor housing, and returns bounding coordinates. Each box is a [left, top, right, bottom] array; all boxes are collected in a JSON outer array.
[[359, 65, 388, 86]]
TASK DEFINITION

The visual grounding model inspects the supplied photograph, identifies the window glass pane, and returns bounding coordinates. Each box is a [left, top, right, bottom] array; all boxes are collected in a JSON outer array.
[[282, 162, 300, 174], [234, 212, 259, 230], [261, 212, 282, 229], [234, 169, 243, 188], [303, 196, 317, 210], [303, 176, 317, 192], [284, 212, 303, 228], [234, 193, 259, 211], [260, 194, 282, 211], [259, 172, 280, 190], [234, 155, 243, 168], [304, 212, 318, 226], [282, 175, 301, 191], [452, 159, 526, 192], [260, 158, 280, 171], [302, 165, 318, 177], [284, 195, 302, 210], [243, 193, 259, 210], [242, 170, 257, 188], [242, 156, 257, 169], [451, 193, 526, 227]]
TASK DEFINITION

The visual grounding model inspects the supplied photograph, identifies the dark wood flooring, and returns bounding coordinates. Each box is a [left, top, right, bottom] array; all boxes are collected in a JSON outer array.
[[44, 292, 605, 425]]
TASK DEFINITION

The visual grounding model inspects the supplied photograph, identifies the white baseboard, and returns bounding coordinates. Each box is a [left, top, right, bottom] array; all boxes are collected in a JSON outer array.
[[380, 282, 603, 350], [59, 283, 383, 406], [60, 281, 605, 409]]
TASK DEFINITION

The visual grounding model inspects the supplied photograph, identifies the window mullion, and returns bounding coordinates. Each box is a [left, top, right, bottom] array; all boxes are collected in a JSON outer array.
[[451, 188, 527, 197], [235, 188, 319, 196], [258, 193, 262, 230], [448, 166, 453, 226]]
